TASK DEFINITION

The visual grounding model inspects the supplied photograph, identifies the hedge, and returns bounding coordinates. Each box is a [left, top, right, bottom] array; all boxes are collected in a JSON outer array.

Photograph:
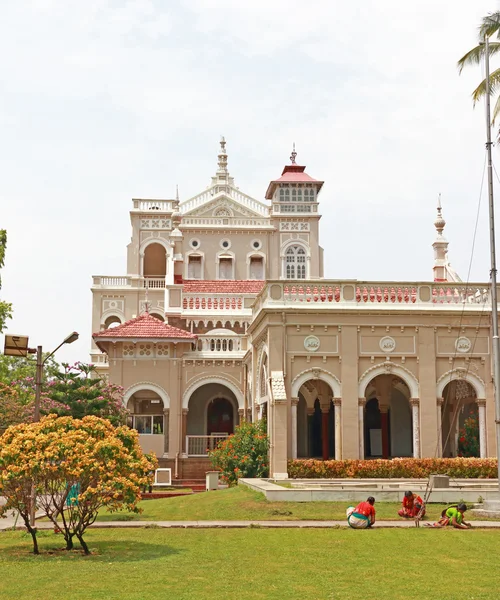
[[287, 458, 498, 479]]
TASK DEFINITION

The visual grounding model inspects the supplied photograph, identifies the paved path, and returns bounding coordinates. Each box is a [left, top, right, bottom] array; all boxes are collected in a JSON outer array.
[[3, 518, 500, 530]]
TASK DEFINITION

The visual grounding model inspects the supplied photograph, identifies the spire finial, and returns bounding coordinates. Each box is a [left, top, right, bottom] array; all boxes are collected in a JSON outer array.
[[290, 142, 297, 164], [217, 136, 228, 173], [434, 193, 446, 235], [176, 184, 179, 203], [144, 285, 150, 314]]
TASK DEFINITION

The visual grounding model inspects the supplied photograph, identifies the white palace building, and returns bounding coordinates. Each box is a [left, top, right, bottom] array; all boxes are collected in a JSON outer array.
[[91, 139, 494, 479]]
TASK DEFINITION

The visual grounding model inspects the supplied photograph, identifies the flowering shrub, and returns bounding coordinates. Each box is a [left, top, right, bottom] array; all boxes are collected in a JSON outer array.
[[0, 415, 156, 554], [458, 413, 480, 458], [208, 420, 269, 486], [287, 457, 498, 479]]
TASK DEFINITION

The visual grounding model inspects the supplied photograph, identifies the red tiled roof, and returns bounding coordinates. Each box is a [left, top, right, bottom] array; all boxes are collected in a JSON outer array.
[[93, 312, 196, 341], [265, 164, 324, 199], [182, 280, 265, 294]]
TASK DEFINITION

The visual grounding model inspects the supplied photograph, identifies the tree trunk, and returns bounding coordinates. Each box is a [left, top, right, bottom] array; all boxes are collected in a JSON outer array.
[[65, 535, 74, 551], [76, 533, 90, 555], [21, 513, 39, 555]]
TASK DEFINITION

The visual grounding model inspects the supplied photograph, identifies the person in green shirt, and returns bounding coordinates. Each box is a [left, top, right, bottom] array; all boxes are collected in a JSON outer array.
[[433, 503, 472, 529]]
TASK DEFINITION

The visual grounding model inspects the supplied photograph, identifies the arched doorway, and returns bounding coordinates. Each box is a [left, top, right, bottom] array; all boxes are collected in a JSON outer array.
[[207, 397, 234, 435], [363, 375, 412, 459], [143, 243, 167, 277], [441, 380, 478, 457], [295, 379, 335, 460], [185, 382, 241, 456]]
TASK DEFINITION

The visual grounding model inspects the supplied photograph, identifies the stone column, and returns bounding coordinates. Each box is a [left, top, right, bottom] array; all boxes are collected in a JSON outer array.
[[319, 397, 330, 461], [291, 398, 299, 460], [410, 398, 420, 458], [477, 399, 487, 458], [307, 407, 315, 457], [333, 398, 342, 460], [358, 398, 366, 459], [238, 407, 245, 426], [181, 408, 188, 457], [140, 252, 145, 277], [380, 405, 389, 459], [163, 408, 170, 456], [436, 397, 444, 458]]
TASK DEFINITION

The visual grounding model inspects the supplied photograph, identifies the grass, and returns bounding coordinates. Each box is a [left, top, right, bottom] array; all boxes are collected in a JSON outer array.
[[95, 485, 477, 522], [1, 527, 499, 599]]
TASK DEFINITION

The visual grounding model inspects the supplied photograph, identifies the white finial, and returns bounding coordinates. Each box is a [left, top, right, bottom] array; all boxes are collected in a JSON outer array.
[[217, 136, 228, 173], [434, 193, 446, 235], [176, 184, 179, 203], [144, 285, 150, 314], [290, 142, 297, 164]]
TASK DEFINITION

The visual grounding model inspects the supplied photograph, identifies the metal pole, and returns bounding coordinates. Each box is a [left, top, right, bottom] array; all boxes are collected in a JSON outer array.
[[34, 345, 43, 422], [484, 36, 500, 487], [30, 345, 43, 527]]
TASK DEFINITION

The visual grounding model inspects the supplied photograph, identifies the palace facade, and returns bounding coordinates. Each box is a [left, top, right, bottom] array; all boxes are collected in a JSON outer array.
[[91, 140, 494, 478]]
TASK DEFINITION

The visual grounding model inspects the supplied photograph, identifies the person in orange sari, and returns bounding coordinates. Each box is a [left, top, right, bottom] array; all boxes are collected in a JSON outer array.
[[398, 490, 425, 518]]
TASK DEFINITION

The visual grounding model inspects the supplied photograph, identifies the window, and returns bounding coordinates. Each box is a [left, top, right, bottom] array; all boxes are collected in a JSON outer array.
[[260, 355, 268, 398], [133, 415, 164, 435], [285, 245, 307, 279], [219, 257, 233, 280], [188, 255, 202, 279], [250, 256, 264, 279]]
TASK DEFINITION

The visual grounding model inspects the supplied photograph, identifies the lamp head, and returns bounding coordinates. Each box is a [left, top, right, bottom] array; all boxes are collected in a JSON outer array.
[[64, 332, 79, 345]]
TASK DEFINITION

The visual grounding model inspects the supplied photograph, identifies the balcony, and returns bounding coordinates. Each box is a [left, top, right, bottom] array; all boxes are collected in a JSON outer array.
[[186, 333, 246, 357], [252, 281, 492, 316], [132, 199, 174, 212], [92, 276, 166, 289]]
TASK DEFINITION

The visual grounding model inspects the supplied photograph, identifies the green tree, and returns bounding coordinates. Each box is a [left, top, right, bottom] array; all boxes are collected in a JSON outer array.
[[208, 420, 269, 486], [0, 353, 59, 385], [0, 230, 13, 332], [46, 362, 129, 426], [458, 12, 500, 128], [0, 415, 156, 554]]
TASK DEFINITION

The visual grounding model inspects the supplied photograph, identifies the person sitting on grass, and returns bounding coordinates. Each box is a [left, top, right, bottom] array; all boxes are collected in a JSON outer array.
[[398, 490, 425, 519], [432, 503, 472, 529], [346, 497, 376, 529]]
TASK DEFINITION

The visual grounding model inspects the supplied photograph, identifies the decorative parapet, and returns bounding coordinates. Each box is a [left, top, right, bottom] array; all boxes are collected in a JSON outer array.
[[252, 280, 492, 316], [92, 276, 166, 289]]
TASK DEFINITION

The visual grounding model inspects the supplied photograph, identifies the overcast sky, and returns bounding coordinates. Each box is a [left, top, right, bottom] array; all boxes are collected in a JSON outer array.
[[1, 0, 499, 365]]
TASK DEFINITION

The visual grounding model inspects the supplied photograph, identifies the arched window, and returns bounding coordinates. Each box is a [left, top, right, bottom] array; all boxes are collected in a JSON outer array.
[[285, 245, 307, 279], [260, 355, 268, 398]]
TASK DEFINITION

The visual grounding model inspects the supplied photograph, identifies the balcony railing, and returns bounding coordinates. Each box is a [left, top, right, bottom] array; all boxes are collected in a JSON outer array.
[[252, 281, 492, 315], [186, 434, 228, 456], [132, 199, 174, 212], [187, 334, 245, 356], [92, 276, 166, 289], [180, 187, 269, 217], [183, 294, 244, 311]]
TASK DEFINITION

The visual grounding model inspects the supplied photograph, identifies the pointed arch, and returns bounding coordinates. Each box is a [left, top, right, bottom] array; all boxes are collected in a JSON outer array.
[[437, 369, 486, 399], [358, 362, 419, 399], [291, 368, 342, 398]]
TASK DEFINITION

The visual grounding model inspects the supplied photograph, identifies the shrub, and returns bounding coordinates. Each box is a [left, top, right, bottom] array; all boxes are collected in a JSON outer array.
[[208, 420, 269, 486], [287, 457, 498, 479], [458, 413, 480, 457]]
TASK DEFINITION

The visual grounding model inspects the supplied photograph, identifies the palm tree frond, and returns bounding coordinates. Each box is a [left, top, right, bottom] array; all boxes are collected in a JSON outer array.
[[471, 68, 500, 105], [458, 42, 500, 74], [492, 94, 500, 124], [478, 13, 500, 40]]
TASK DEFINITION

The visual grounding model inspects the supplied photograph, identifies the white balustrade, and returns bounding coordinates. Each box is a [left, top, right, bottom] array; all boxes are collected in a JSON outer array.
[[186, 434, 228, 456], [183, 294, 245, 311], [180, 187, 269, 217], [133, 199, 174, 212], [190, 335, 243, 353], [94, 276, 131, 287], [143, 278, 166, 289]]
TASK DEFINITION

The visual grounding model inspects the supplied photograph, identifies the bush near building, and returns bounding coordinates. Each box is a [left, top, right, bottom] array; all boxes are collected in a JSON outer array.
[[287, 457, 498, 479], [209, 420, 269, 485]]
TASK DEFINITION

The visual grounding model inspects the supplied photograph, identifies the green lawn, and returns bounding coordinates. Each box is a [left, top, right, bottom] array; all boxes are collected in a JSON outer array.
[[1, 528, 498, 599], [95, 485, 476, 522]]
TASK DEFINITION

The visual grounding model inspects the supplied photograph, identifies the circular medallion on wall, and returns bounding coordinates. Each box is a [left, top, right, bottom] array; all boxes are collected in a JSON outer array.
[[379, 336, 396, 353], [190, 238, 200, 249], [304, 335, 320, 352], [456, 336, 472, 353]]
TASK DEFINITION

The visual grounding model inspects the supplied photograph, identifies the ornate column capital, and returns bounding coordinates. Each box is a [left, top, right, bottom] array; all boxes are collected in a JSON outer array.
[[358, 398, 366, 408], [182, 408, 189, 416], [379, 404, 389, 414], [409, 398, 420, 407], [291, 397, 299, 407], [436, 396, 444, 407], [163, 408, 170, 416], [333, 398, 342, 407], [476, 398, 487, 407], [238, 408, 245, 417], [306, 407, 315, 416]]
